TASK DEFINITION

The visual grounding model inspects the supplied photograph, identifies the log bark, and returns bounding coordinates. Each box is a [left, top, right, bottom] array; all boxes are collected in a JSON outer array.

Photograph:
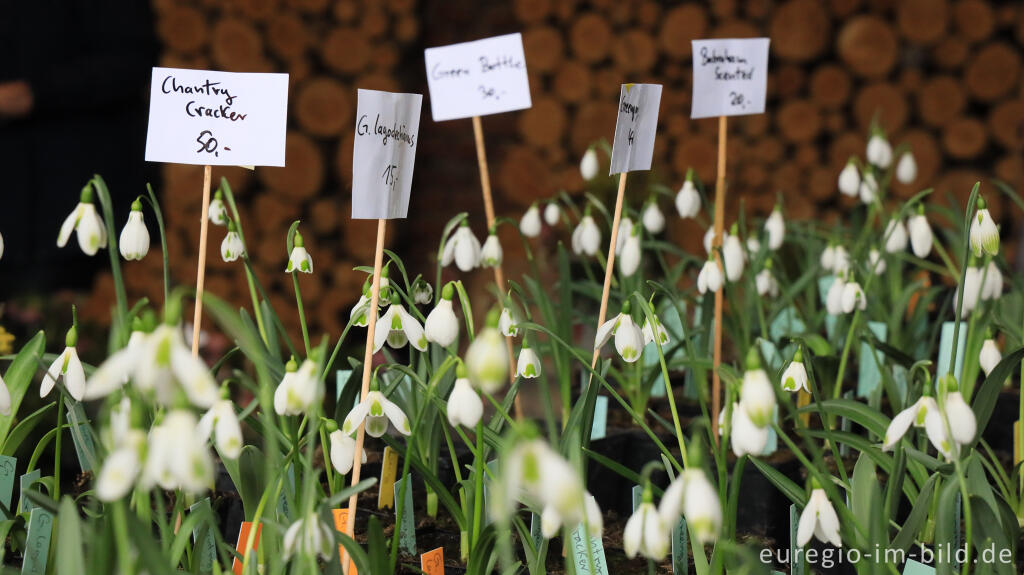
[[211, 18, 265, 71], [896, 0, 948, 46], [157, 5, 208, 54], [988, 99, 1024, 150], [659, 4, 707, 58], [853, 82, 907, 133], [933, 37, 969, 70], [770, 0, 830, 61], [809, 65, 851, 109], [612, 29, 658, 73], [965, 42, 1021, 102], [519, 97, 567, 149], [295, 77, 352, 137], [837, 15, 898, 78], [322, 27, 372, 74], [259, 131, 325, 200], [553, 61, 592, 103], [523, 26, 564, 73], [776, 99, 821, 143], [942, 117, 988, 159], [569, 13, 612, 63], [953, 0, 995, 43], [918, 76, 966, 127], [266, 12, 309, 61], [514, 0, 551, 23]]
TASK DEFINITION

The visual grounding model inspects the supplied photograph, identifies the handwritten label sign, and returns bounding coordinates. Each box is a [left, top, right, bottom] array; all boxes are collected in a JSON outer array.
[[936, 322, 966, 384], [789, 504, 804, 575], [394, 476, 416, 555], [424, 33, 531, 121], [857, 322, 888, 398], [609, 84, 662, 175], [420, 547, 444, 575], [352, 89, 423, 219], [19, 469, 41, 513], [189, 498, 217, 573], [21, 508, 52, 575], [232, 522, 262, 575], [145, 67, 288, 166], [0, 456, 15, 520], [671, 517, 688, 574], [378, 446, 399, 509], [331, 509, 358, 574], [690, 38, 770, 119], [569, 523, 608, 575]]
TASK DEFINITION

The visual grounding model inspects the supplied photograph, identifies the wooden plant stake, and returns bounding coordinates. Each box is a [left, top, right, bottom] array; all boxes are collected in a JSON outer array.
[[191, 164, 213, 357], [711, 116, 727, 442], [589, 172, 629, 372]]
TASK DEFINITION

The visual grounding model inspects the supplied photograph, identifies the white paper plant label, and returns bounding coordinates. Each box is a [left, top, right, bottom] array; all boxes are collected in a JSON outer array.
[[609, 83, 662, 175], [690, 38, 770, 119], [424, 33, 532, 121], [145, 67, 289, 166], [351, 89, 423, 220]]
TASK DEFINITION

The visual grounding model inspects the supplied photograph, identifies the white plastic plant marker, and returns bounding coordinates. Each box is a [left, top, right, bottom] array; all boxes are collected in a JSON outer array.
[[394, 475, 416, 556], [690, 38, 770, 119], [424, 33, 531, 122], [856, 321, 888, 398], [21, 508, 53, 575], [590, 396, 608, 440], [935, 321, 966, 384], [351, 89, 423, 219], [609, 84, 662, 175], [902, 559, 936, 574], [570, 522, 608, 575]]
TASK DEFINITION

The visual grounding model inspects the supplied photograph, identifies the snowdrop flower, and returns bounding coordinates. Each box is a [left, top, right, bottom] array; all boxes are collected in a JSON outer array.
[[882, 391, 938, 451], [896, 151, 917, 184], [756, 264, 778, 298], [797, 482, 842, 547], [349, 276, 390, 328], [979, 337, 1001, 377], [342, 385, 411, 437], [0, 231, 4, 260], [411, 277, 433, 305], [615, 217, 634, 255], [0, 372, 9, 416], [969, 197, 999, 257], [703, 227, 715, 254], [119, 198, 150, 261], [832, 245, 850, 275], [57, 184, 107, 256], [520, 204, 542, 238], [580, 147, 599, 181], [619, 224, 642, 277], [940, 375, 976, 449], [571, 212, 601, 256], [480, 232, 503, 268], [208, 189, 228, 225], [285, 230, 313, 273], [442, 222, 482, 272], [624, 492, 669, 560], [781, 349, 808, 393], [837, 160, 860, 197], [642, 200, 665, 234], [283, 514, 334, 561], [424, 283, 459, 347], [675, 172, 701, 218], [465, 311, 509, 394], [197, 398, 243, 459], [594, 302, 643, 363], [494, 438, 586, 530], [981, 260, 1002, 301], [884, 218, 908, 253], [447, 367, 483, 428], [274, 357, 322, 416], [953, 264, 982, 317], [697, 258, 723, 295], [675, 469, 723, 545], [859, 171, 878, 204], [517, 342, 541, 379], [374, 293, 428, 352], [220, 221, 245, 262], [95, 430, 145, 501], [730, 402, 770, 457], [840, 275, 866, 314], [866, 133, 892, 169], [825, 275, 846, 316], [499, 306, 521, 338], [740, 350, 775, 427], [722, 229, 745, 282], [869, 248, 886, 275], [820, 244, 837, 271], [141, 410, 214, 494], [642, 314, 669, 348], [328, 424, 364, 476], [42, 324, 86, 401], [544, 202, 560, 226], [747, 236, 761, 255], [765, 207, 785, 250], [908, 207, 933, 258]]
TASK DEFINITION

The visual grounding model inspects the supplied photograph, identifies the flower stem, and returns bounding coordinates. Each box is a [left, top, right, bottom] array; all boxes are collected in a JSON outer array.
[[471, 420, 484, 551], [144, 184, 171, 304], [113, 500, 135, 575], [54, 397, 64, 502], [292, 271, 311, 357]]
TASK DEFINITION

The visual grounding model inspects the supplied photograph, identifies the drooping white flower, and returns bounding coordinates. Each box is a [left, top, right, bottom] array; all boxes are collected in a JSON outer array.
[[838, 161, 860, 197], [544, 202, 560, 226], [979, 338, 1001, 377], [285, 230, 313, 273], [580, 148, 599, 181], [0, 373, 9, 416], [868, 248, 886, 275], [832, 245, 850, 275], [329, 428, 360, 475], [446, 373, 483, 428], [480, 233, 503, 268], [0, 231, 4, 260], [675, 175, 701, 218], [703, 227, 715, 254], [896, 151, 917, 184], [756, 268, 778, 298], [618, 224, 642, 277], [465, 313, 509, 394], [825, 276, 846, 316], [969, 198, 999, 257], [697, 258, 723, 295], [349, 277, 390, 328], [641, 315, 669, 348], [882, 394, 938, 451], [615, 217, 634, 255], [220, 221, 245, 262], [140, 410, 214, 494], [41, 337, 86, 402], [681, 470, 722, 544], [119, 198, 150, 261], [499, 306, 521, 337], [781, 350, 808, 393], [642, 201, 665, 234], [908, 210, 933, 258], [740, 355, 775, 427], [953, 264, 982, 317], [594, 303, 643, 363], [411, 278, 433, 305], [374, 296, 428, 352], [208, 190, 228, 225], [624, 497, 669, 560], [492, 438, 584, 528], [441, 223, 482, 272], [797, 486, 842, 547], [57, 185, 107, 256], [571, 213, 602, 256], [342, 388, 411, 437], [282, 514, 334, 561], [866, 133, 892, 169], [517, 344, 542, 379], [424, 284, 459, 347], [820, 245, 837, 271], [582, 493, 603, 537], [765, 208, 785, 250], [95, 430, 145, 502], [273, 357, 322, 416], [730, 402, 770, 457], [520, 205, 542, 238], [884, 218, 908, 253], [747, 236, 761, 255], [197, 398, 243, 459], [841, 277, 866, 314], [980, 259, 1003, 301], [722, 232, 745, 282], [944, 388, 976, 448], [859, 171, 878, 205]]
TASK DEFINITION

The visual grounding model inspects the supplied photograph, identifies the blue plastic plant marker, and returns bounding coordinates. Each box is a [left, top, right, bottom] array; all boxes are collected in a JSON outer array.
[[19, 470, 41, 513], [336, 369, 357, 409], [770, 306, 806, 342], [671, 517, 688, 574], [0, 456, 16, 520], [660, 300, 685, 358], [856, 321, 888, 398], [818, 276, 835, 305], [645, 349, 666, 398], [189, 498, 217, 572], [569, 523, 608, 575], [20, 508, 53, 575], [902, 559, 935, 574], [590, 396, 608, 440], [277, 465, 295, 519], [759, 339, 782, 371], [394, 476, 416, 556], [892, 365, 908, 404], [631, 485, 642, 512], [790, 504, 804, 575], [761, 406, 778, 456], [67, 401, 97, 472], [482, 459, 498, 524], [936, 322, 966, 385], [529, 512, 544, 553]]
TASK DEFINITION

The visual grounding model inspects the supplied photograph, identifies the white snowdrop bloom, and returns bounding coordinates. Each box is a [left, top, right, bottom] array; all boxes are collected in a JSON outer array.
[[882, 394, 938, 451], [95, 430, 145, 502], [594, 303, 643, 363], [544, 202, 561, 226], [520, 205, 542, 238], [858, 171, 878, 205], [480, 233, 503, 268], [0, 373, 9, 417], [781, 350, 808, 393], [884, 218, 908, 253], [979, 338, 1001, 377], [624, 498, 669, 560], [797, 486, 842, 547], [57, 185, 108, 256], [642, 315, 670, 348], [119, 198, 150, 261], [765, 208, 785, 250], [868, 249, 886, 275], [580, 148, 599, 181], [658, 475, 685, 527], [682, 470, 722, 544], [349, 277, 390, 328], [820, 245, 836, 271], [282, 514, 334, 561], [907, 211, 933, 258], [571, 214, 602, 256], [866, 133, 892, 169], [616, 217, 634, 255], [825, 276, 846, 316], [969, 198, 999, 257], [703, 227, 715, 254], [675, 177, 701, 218], [740, 363, 775, 427], [208, 190, 228, 225], [697, 259, 723, 295], [840, 278, 866, 314], [756, 268, 778, 297], [329, 429, 358, 475], [374, 297, 428, 352], [540, 504, 563, 539], [411, 278, 433, 305], [0, 231, 4, 260], [642, 201, 665, 234], [273, 357, 322, 416], [424, 284, 459, 347], [896, 151, 917, 184], [747, 236, 761, 255], [582, 493, 603, 537], [837, 160, 860, 197], [285, 231, 313, 273], [619, 224, 642, 277], [953, 265, 982, 318], [140, 410, 214, 494], [722, 233, 745, 282], [981, 260, 1003, 301], [465, 315, 508, 394], [942, 379, 976, 448], [730, 402, 770, 457], [832, 246, 850, 275], [342, 389, 411, 437], [499, 306, 521, 337], [196, 399, 243, 459], [446, 374, 483, 428], [492, 439, 584, 526], [82, 326, 157, 401], [442, 223, 482, 272], [517, 344, 542, 379], [220, 221, 245, 262], [41, 336, 86, 402]]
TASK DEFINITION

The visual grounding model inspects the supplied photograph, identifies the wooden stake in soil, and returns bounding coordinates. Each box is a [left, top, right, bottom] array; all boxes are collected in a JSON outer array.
[[191, 164, 213, 357], [711, 116, 727, 443], [590, 172, 628, 372]]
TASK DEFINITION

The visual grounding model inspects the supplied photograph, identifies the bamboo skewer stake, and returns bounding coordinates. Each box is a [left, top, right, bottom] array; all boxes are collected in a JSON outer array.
[[711, 116, 727, 443], [341, 218, 387, 575], [589, 172, 629, 372], [191, 164, 213, 358], [471, 115, 521, 417]]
